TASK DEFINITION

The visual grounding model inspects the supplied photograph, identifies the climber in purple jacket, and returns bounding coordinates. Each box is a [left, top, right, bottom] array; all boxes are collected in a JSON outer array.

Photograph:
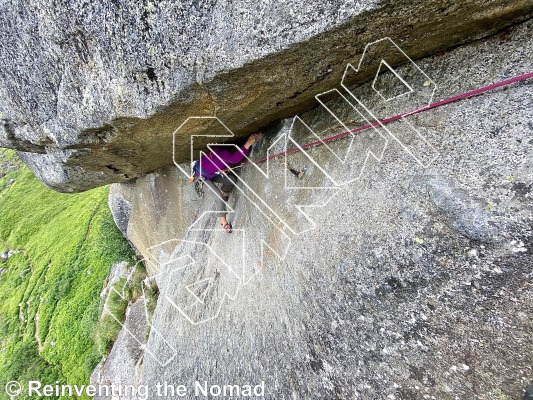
[[192, 132, 261, 233]]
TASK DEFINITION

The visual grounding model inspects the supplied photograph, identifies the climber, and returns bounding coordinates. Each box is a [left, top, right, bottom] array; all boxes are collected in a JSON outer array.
[[190, 132, 261, 233]]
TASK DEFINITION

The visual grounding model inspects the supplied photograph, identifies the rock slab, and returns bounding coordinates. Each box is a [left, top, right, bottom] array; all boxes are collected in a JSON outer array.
[[108, 20, 533, 399], [1, 0, 533, 191]]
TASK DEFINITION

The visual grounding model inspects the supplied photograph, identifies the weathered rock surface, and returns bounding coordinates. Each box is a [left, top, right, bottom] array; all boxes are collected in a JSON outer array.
[[108, 169, 198, 275], [413, 175, 503, 243], [107, 20, 533, 399], [1, 0, 533, 191], [90, 297, 147, 400]]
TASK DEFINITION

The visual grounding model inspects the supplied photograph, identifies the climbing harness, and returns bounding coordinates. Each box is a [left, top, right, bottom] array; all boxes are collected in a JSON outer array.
[[194, 179, 205, 198]]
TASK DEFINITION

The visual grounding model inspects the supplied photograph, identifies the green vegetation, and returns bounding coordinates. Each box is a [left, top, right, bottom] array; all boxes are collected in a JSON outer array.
[[0, 149, 137, 399], [492, 388, 508, 400], [93, 261, 159, 360], [0, 148, 22, 173]]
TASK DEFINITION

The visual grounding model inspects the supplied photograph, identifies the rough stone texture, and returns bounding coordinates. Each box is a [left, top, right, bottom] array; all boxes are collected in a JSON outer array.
[[413, 175, 503, 243], [108, 169, 198, 274], [90, 297, 147, 400], [107, 20, 533, 399], [1, 1, 533, 192], [99, 261, 130, 302]]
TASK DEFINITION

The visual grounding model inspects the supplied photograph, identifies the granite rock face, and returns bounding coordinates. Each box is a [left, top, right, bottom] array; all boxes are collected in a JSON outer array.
[[90, 297, 147, 400], [414, 175, 503, 243], [1, 0, 533, 191], [108, 20, 533, 399]]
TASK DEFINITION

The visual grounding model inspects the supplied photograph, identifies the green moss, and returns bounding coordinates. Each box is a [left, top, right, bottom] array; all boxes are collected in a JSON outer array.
[[0, 157, 136, 399], [91, 262, 151, 359], [0, 148, 23, 179]]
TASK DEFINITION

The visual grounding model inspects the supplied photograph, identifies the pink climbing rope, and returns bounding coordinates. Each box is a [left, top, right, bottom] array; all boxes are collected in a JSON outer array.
[[233, 71, 533, 170]]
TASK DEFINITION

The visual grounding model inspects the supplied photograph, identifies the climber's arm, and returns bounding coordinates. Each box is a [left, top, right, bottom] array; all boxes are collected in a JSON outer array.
[[215, 133, 261, 165]]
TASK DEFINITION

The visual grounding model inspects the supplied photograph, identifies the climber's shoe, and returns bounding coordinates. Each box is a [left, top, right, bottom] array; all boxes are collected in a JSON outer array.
[[222, 222, 232, 234]]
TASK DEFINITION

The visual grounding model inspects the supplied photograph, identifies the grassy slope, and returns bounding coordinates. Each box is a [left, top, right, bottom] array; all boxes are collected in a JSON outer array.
[[0, 149, 136, 398]]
